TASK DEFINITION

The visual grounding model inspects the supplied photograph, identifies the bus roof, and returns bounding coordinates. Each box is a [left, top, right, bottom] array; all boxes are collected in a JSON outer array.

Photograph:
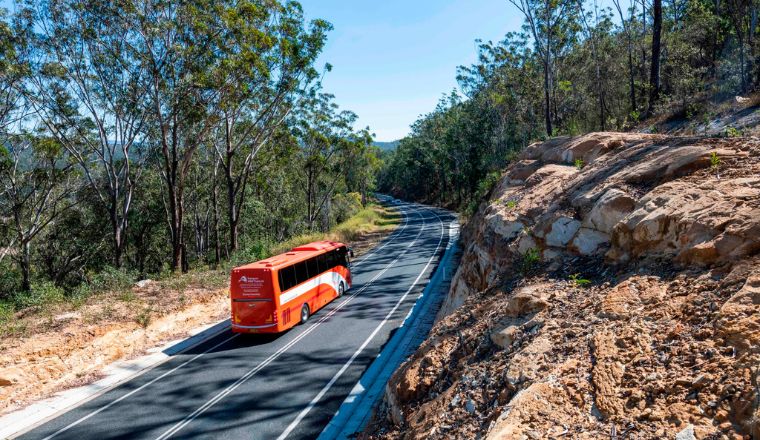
[[235, 240, 346, 270]]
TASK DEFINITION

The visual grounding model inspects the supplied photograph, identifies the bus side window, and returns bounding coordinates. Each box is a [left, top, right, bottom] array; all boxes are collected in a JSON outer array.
[[307, 257, 319, 278], [280, 266, 297, 291], [295, 261, 308, 285], [317, 254, 328, 273]]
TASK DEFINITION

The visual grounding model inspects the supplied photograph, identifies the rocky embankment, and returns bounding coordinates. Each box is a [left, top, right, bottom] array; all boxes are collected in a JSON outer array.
[[368, 133, 760, 439]]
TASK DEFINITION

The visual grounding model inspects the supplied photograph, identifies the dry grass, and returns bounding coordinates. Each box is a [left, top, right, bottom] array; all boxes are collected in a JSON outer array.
[[0, 203, 400, 340], [269, 203, 400, 255]]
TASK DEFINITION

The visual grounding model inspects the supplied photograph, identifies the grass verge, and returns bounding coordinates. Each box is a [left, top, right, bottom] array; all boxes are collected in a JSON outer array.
[[0, 202, 400, 339]]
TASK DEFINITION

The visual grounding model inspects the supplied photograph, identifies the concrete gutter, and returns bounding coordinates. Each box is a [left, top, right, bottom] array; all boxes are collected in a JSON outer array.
[[0, 318, 231, 439], [318, 216, 460, 440]]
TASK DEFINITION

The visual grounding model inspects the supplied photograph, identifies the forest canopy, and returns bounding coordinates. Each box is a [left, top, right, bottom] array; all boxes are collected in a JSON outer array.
[[379, 0, 759, 212], [0, 1, 382, 302]]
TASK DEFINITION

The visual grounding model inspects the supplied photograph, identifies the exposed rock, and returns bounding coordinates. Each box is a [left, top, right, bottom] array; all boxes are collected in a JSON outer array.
[[717, 270, 760, 354], [584, 188, 636, 234], [571, 227, 609, 255], [545, 217, 581, 247], [490, 324, 518, 349], [368, 133, 760, 440], [675, 424, 696, 440], [134, 279, 154, 288]]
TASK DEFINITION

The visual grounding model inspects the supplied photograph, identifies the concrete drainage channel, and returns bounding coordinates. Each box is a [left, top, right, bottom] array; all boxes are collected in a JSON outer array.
[[319, 216, 460, 440]]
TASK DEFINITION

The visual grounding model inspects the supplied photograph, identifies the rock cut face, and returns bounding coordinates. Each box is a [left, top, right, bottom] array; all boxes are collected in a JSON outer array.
[[370, 132, 760, 440]]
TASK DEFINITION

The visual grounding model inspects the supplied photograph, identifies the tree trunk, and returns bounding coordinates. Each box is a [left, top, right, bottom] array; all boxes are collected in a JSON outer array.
[[20, 240, 31, 292], [168, 184, 185, 273], [736, 25, 748, 92], [212, 166, 221, 267], [543, 63, 553, 136], [227, 181, 239, 252], [648, 0, 663, 117], [113, 225, 123, 268], [628, 44, 637, 113]]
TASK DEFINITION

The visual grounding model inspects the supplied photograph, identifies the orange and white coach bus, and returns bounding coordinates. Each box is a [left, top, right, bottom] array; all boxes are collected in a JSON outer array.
[[230, 241, 353, 333]]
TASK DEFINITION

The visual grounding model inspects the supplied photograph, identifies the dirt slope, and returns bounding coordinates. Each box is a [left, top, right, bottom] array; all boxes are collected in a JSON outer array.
[[367, 133, 760, 439]]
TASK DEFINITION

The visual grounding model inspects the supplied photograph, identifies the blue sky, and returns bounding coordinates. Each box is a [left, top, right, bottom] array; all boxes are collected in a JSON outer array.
[[0, 0, 524, 141], [299, 0, 522, 140]]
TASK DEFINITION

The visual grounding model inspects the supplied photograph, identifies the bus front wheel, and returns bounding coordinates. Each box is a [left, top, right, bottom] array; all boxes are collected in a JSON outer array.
[[300, 304, 310, 324]]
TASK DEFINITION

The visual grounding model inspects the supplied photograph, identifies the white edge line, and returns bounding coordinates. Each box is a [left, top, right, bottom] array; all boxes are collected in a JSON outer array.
[[153, 204, 427, 440], [275, 207, 446, 440], [32, 201, 412, 440]]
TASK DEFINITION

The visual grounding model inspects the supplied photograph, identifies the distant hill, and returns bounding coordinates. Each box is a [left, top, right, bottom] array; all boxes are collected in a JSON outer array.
[[373, 140, 400, 151]]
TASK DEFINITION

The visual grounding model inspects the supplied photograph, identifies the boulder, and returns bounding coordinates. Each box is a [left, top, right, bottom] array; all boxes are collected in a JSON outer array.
[[545, 217, 581, 247], [571, 228, 610, 255], [491, 324, 519, 349], [584, 188, 636, 234]]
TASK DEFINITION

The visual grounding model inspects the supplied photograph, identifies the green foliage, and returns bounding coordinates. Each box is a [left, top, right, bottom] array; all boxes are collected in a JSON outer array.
[[520, 248, 541, 273], [0, 301, 14, 324], [379, 0, 759, 211], [0, 1, 389, 320], [569, 273, 592, 288], [503, 200, 518, 210], [14, 282, 65, 309], [477, 172, 502, 199], [135, 306, 152, 329], [710, 151, 721, 169], [90, 267, 137, 294], [574, 158, 585, 170], [724, 126, 741, 138]]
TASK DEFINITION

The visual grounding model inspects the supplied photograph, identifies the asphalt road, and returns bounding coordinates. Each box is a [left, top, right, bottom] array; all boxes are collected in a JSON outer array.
[[19, 200, 456, 440]]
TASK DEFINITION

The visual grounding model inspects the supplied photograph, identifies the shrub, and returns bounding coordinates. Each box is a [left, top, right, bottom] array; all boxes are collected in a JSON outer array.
[[135, 306, 152, 328], [710, 151, 721, 177], [14, 281, 66, 309], [574, 158, 585, 170], [332, 192, 363, 225], [520, 248, 541, 273], [569, 273, 592, 288], [69, 283, 92, 308], [90, 266, 137, 293], [0, 301, 14, 323], [724, 126, 741, 137]]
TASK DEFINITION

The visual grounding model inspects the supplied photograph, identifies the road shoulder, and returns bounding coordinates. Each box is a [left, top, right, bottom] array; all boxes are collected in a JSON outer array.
[[318, 210, 460, 439]]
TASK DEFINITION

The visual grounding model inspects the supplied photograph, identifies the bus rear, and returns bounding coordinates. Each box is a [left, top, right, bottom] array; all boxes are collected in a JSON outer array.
[[230, 266, 280, 333]]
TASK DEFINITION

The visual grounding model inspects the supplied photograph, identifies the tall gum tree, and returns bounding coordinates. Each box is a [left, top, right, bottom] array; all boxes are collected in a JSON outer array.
[[130, 1, 228, 272], [29, 0, 151, 268], [211, 1, 331, 252]]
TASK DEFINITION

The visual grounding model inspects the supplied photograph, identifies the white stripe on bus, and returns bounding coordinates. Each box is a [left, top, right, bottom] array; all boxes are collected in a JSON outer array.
[[279, 271, 348, 305]]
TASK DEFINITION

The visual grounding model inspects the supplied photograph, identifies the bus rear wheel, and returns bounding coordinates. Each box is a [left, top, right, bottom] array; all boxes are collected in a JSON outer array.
[[338, 282, 345, 297], [300, 304, 310, 324]]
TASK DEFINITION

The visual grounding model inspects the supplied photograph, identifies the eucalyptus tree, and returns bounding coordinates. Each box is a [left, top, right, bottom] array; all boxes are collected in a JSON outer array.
[[508, 0, 580, 136], [125, 1, 234, 272], [648, 0, 663, 115], [612, 0, 639, 113], [0, 5, 29, 268], [29, 0, 151, 268], [210, 1, 331, 251], [295, 92, 359, 231], [0, 136, 79, 291]]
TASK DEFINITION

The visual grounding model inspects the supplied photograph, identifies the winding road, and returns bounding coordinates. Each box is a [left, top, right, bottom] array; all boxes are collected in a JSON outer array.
[[17, 200, 456, 440]]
